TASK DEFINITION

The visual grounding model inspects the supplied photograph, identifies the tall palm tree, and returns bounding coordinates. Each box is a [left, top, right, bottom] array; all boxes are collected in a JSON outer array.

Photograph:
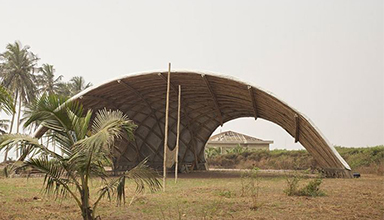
[[0, 85, 15, 135], [55, 76, 92, 98], [68, 76, 92, 96], [0, 85, 14, 115], [37, 63, 63, 95], [0, 95, 161, 220], [0, 41, 38, 160], [56, 82, 72, 97]]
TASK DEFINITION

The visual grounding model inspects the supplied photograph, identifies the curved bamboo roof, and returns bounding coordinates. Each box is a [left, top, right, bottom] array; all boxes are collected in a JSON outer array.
[[34, 70, 352, 177]]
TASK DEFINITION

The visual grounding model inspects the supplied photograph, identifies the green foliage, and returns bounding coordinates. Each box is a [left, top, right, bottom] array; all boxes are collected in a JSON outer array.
[[225, 145, 248, 154], [218, 190, 234, 198], [335, 146, 384, 169], [207, 146, 384, 175], [204, 147, 221, 159], [240, 167, 260, 210], [0, 85, 14, 115], [284, 173, 301, 196], [284, 173, 326, 197], [298, 177, 326, 197], [0, 95, 161, 220], [0, 41, 39, 103]]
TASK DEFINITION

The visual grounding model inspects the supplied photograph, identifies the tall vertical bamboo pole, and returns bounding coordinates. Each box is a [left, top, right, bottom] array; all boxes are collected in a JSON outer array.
[[175, 85, 181, 183], [16, 94, 22, 159], [163, 63, 171, 192]]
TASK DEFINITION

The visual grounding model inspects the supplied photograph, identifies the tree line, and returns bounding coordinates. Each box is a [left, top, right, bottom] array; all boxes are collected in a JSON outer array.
[[0, 41, 92, 161]]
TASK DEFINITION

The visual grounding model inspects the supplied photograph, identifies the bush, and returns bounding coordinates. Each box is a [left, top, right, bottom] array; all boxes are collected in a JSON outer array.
[[284, 174, 326, 197], [284, 173, 301, 196], [240, 167, 261, 210], [298, 177, 326, 197]]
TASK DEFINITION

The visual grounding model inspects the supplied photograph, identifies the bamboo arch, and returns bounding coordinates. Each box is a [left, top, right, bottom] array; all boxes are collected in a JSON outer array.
[[34, 70, 352, 178]]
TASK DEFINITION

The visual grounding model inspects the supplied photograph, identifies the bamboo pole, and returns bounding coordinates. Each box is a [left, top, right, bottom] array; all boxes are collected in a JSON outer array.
[[16, 94, 22, 159], [175, 85, 181, 183], [163, 63, 171, 192]]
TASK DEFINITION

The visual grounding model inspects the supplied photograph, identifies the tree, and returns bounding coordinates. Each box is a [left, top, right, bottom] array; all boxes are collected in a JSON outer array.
[[0, 41, 38, 160], [0, 85, 15, 134], [0, 95, 161, 220], [68, 76, 92, 96], [55, 76, 92, 98], [0, 85, 14, 114], [57, 82, 72, 97], [36, 63, 63, 95]]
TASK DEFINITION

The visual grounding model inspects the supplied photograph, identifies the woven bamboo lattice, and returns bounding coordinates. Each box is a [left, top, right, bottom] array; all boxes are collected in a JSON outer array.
[[33, 70, 352, 178]]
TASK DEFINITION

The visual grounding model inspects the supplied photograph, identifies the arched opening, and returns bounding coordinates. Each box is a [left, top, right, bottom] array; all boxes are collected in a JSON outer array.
[[210, 117, 305, 151]]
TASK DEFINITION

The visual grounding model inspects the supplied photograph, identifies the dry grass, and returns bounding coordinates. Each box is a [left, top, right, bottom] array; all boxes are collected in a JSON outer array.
[[0, 172, 383, 220]]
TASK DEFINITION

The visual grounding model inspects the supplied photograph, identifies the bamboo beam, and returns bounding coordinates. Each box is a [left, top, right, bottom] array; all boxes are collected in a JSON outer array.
[[163, 63, 171, 192], [117, 80, 154, 110], [294, 114, 299, 143], [201, 74, 223, 126], [175, 85, 181, 183], [247, 86, 258, 120]]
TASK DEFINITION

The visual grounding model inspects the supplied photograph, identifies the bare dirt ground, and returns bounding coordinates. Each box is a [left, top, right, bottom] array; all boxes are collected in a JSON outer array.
[[0, 171, 383, 220]]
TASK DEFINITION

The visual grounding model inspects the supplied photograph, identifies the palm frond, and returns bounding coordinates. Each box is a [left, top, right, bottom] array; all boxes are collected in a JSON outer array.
[[24, 157, 81, 207], [124, 158, 162, 194], [0, 85, 15, 114], [72, 109, 136, 161], [0, 134, 39, 155], [0, 134, 62, 161], [92, 159, 161, 210]]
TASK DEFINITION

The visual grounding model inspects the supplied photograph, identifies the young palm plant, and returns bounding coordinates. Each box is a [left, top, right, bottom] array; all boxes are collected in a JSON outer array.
[[0, 95, 161, 220]]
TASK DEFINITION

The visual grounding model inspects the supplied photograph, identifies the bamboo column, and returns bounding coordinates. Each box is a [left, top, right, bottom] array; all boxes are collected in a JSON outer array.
[[175, 85, 181, 183], [163, 63, 171, 192]]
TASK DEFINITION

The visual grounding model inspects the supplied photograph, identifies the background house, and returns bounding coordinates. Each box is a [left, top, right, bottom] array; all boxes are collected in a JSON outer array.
[[206, 131, 273, 153]]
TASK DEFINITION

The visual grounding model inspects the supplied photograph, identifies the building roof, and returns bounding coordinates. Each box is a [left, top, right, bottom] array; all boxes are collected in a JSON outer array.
[[208, 131, 273, 144], [32, 70, 351, 177]]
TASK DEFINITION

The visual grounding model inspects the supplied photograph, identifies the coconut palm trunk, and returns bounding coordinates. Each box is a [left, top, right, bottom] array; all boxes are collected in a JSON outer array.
[[81, 185, 93, 220]]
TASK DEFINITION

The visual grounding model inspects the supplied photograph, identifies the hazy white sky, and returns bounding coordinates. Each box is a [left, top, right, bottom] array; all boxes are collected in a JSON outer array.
[[0, 0, 383, 150]]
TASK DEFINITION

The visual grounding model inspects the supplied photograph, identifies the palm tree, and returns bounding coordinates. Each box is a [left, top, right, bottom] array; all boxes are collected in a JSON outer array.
[[0, 41, 38, 160], [0, 85, 14, 115], [0, 95, 161, 220], [57, 82, 72, 97], [54, 76, 92, 98], [36, 64, 63, 95], [0, 85, 15, 157], [68, 76, 92, 96]]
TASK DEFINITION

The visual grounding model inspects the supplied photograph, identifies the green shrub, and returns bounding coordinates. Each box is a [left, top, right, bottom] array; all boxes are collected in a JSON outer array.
[[298, 177, 326, 197], [284, 173, 301, 196], [218, 190, 234, 198], [240, 167, 261, 210], [284, 174, 326, 197]]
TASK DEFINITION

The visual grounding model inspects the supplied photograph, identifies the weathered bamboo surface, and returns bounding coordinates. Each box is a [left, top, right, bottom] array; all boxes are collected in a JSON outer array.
[[33, 70, 352, 178]]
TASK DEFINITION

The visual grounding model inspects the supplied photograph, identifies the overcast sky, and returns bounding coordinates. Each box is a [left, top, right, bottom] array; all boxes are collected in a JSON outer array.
[[0, 0, 383, 151]]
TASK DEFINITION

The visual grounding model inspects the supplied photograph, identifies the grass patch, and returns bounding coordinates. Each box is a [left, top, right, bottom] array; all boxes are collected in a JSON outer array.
[[0, 173, 383, 219]]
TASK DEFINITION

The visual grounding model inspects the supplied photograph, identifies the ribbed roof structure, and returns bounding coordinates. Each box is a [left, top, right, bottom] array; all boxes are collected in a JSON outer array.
[[208, 131, 272, 144], [34, 70, 352, 177]]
